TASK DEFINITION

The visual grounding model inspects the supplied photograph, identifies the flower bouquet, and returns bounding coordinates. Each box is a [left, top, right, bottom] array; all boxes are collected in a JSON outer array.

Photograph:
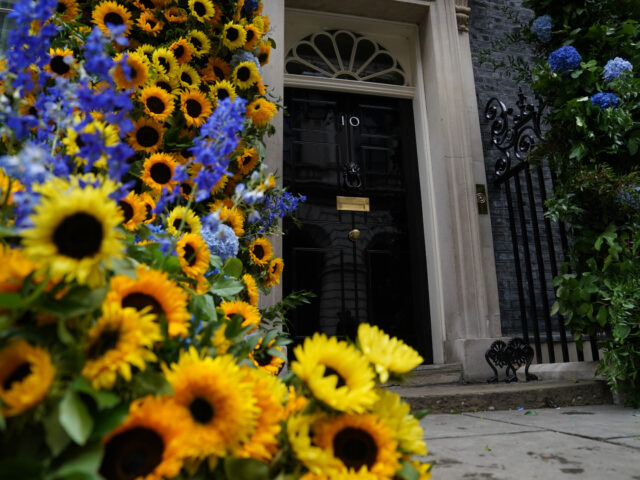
[[0, 1, 432, 479]]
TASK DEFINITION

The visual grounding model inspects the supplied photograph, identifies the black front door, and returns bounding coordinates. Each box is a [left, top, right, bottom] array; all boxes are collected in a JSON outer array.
[[283, 88, 432, 363]]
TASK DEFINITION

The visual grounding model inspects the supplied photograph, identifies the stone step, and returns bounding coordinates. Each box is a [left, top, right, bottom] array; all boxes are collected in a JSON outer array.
[[389, 379, 613, 413], [387, 363, 463, 387]]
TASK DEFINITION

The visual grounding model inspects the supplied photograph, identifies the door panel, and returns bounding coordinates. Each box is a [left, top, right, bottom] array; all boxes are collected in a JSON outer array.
[[283, 88, 432, 363]]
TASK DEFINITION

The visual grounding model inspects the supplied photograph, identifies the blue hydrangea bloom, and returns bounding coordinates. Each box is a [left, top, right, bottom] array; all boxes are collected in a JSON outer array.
[[603, 57, 633, 82], [202, 224, 238, 262], [548, 46, 581, 74], [591, 92, 620, 109], [531, 15, 552, 42], [231, 51, 261, 72]]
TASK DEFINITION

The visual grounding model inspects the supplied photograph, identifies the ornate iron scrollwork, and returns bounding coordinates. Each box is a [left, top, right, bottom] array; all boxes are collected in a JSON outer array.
[[484, 89, 545, 180], [486, 338, 538, 383]]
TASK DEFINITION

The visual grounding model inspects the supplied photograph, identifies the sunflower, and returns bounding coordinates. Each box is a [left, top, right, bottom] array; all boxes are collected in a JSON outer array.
[[180, 179, 195, 199], [188, 29, 211, 57], [242, 273, 259, 306], [212, 204, 244, 236], [178, 64, 202, 89], [0, 340, 55, 417], [210, 173, 229, 195], [170, 38, 194, 64], [264, 257, 284, 287], [44, 48, 75, 78], [139, 85, 175, 122], [232, 61, 260, 90], [237, 367, 286, 461], [152, 48, 179, 77], [176, 233, 210, 279], [117, 191, 145, 231], [0, 169, 23, 206], [0, 244, 37, 294], [164, 6, 188, 23], [141, 153, 179, 193], [246, 98, 277, 127], [371, 389, 427, 455], [209, 79, 237, 104], [128, 117, 165, 153], [180, 89, 212, 127], [134, 0, 162, 10], [113, 52, 149, 90], [222, 21, 247, 50], [136, 43, 155, 60], [23, 181, 123, 286], [106, 265, 191, 338], [92, 1, 133, 37], [188, 0, 215, 22], [137, 10, 164, 36], [247, 237, 273, 266], [243, 24, 262, 50], [82, 304, 161, 390], [235, 146, 259, 175], [287, 413, 342, 474], [55, 0, 79, 22], [312, 413, 401, 479], [167, 206, 202, 236], [249, 338, 285, 375], [149, 74, 178, 94], [291, 333, 378, 413], [140, 192, 156, 223], [162, 349, 259, 459], [357, 323, 423, 383], [202, 57, 231, 83], [220, 299, 261, 331], [100, 395, 189, 480]]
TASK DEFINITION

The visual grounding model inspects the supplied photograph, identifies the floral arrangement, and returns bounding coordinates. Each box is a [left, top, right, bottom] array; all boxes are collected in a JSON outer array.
[[0, 0, 433, 478]]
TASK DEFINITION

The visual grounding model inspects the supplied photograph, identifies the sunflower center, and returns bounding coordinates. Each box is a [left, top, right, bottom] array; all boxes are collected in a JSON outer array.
[[333, 427, 378, 471], [173, 45, 185, 59], [100, 427, 165, 480], [252, 244, 265, 260], [158, 57, 170, 72], [213, 66, 224, 79], [183, 243, 197, 266], [145, 204, 153, 221], [150, 162, 172, 184], [191, 37, 202, 50], [141, 0, 154, 8], [146, 19, 157, 29], [156, 81, 171, 92], [237, 66, 251, 82], [2, 362, 32, 390], [118, 201, 134, 223], [136, 126, 160, 148], [226, 27, 239, 42], [256, 352, 273, 366], [246, 29, 255, 43], [87, 327, 120, 360], [181, 72, 193, 85], [50, 55, 71, 75], [217, 88, 229, 100], [253, 103, 262, 111], [53, 212, 103, 259], [122, 293, 164, 318], [146, 96, 166, 114], [181, 182, 192, 196], [104, 12, 124, 26], [172, 219, 191, 233], [28, 106, 38, 117], [324, 366, 346, 388], [193, 1, 206, 17], [185, 99, 202, 118], [189, 397, 214, 424], [56, 2, 67, 14], [258, 53, 268, 64]]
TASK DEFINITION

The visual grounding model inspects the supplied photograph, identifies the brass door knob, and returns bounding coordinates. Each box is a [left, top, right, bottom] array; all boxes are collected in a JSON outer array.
[[348, 229, 360, 242]]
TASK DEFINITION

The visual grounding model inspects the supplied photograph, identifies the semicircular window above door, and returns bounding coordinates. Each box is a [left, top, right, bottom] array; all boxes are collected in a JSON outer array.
[[285, 29, 408, 86]]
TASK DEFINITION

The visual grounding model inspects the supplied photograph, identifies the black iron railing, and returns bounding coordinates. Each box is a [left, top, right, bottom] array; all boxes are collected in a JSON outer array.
[[485, 91, 599, 364]]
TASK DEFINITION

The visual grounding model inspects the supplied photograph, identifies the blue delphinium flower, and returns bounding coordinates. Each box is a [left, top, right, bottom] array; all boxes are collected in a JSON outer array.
[[603, 57, 633, 82], [548, 46, 581, 74], [202, 224, 239, 262], [531, 15, 552, 43], [242, 0, 260, 15], [257, 191, 306, 232], [591, 92, 620, 109]]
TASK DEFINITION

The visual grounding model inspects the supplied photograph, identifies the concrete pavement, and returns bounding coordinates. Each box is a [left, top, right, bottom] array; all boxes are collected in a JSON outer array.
[[420, 405, 640, 479]]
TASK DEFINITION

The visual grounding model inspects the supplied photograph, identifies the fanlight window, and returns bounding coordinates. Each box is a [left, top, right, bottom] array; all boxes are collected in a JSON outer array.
[[286, 29, 407, 86]]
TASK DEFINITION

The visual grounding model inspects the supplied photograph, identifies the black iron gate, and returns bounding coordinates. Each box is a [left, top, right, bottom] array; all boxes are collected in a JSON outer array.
[[485, 92, 599, 364]]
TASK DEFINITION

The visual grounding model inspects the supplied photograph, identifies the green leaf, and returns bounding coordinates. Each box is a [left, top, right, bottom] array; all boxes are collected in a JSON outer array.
[[550, 301, 560, 316], [51, 442, 103, 479], [0, 409, 5, 431], [209, 277, 244, 297], [131, 370, 173, 396], [395, 459, 420, 480], [613, 324, 631, 341], [412, 408, 431, 420], [0, 225, 17, 237], [524, 410, 538, 416], [42, 287, 108, 319], [44, 408, 72, 457], [267, 346, 286, 360], [0, 292, 24, 309], [597, 306, 608, 327], [91, 404, 128, 440], [0, 458, 43, 480], [222, 257, 243, 278], [223, 458, 269, 480], [59, 390, 94, 446], [57, 319, 77, 347], [72, 377, 120, 410]]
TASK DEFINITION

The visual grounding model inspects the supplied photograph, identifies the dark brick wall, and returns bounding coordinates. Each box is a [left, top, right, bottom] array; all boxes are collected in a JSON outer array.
[[468, 0, 536, 334]]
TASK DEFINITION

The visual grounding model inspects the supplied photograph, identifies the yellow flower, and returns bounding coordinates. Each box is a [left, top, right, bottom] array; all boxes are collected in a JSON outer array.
[[232, 61, 260, 89], [152, 47, 179, 77], [257, 41, 271, 66], [139, 85, 175, 122], [220, 299, 261, 331], [209, 79, 237, 104], [92, 1, 133, 37], [141, 153, 179, 193], [167, 205, 202, 236], [178, 64, 202, 89], [371, 389, 427, 455], [128, 117, 166, 153], [202, 57, 231, 83], [176, 233, 210, 279], [113, 51, 149, 90], [264, 257, 284, 287], [242, 273, 259, 305], [170, 38, 194, 64], [244, 24, 262, 50], [287, 413, 342, 474], [222, 21, 247, 49], [0, 169, 23, 206], [247, 237, 273, 266], [164, 6, 188, 23], [100, 395, 189, 480], [357, 323, 423, 383], [55, 0, 79, 22], [246, 98, 277, 127], [188, 29, 211, 57], [23, 180, 124, 286], [0, 244, 36, 294], [291, 333, 378, 413], [212, 204, 245, 236], [82, 304, 161, 390], [188, 0, 216, 22], [106, 265, 191, 338], [44, 48, 75, 78], [249, 338, 285, 375], [0, 340, 55, 417], [163, 349, 259, 459], [118, 191, 146, 231], [138, 10, 164, 36], [235, 146, 259, 175], [180, 89, 212, 128]]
